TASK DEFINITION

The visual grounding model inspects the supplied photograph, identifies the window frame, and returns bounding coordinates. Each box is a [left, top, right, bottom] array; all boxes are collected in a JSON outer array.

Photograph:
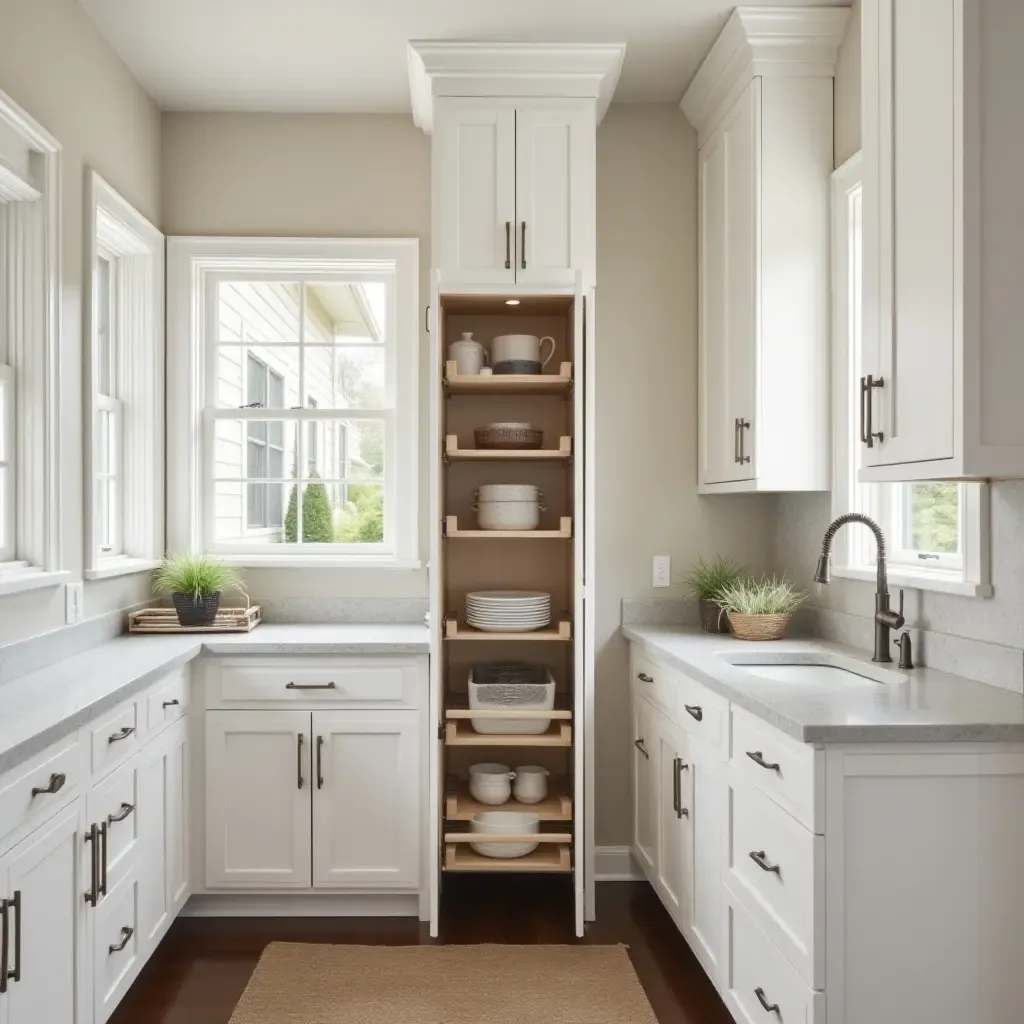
[[830, 153, 992, 599], [167, 236, 420, 568], [0, 363, 15, 564], [83, 171, 165, 581]]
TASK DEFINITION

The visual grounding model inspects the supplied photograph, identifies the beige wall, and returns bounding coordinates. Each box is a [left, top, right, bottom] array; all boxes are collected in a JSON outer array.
[[834, 0, 862, 167], [0, 0, 162, 646]]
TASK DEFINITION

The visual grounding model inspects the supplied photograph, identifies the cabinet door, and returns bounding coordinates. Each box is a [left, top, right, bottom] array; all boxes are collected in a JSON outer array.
[[1, 803, 86, 1024], [515, 103, 594, 287], [862, 0, 956, 470], [631, 700, 657, 876], [205, 711, 312, 888], [311, 711, 420, 888], [654, 720, 691, 928], [434, 100, 516, 285]]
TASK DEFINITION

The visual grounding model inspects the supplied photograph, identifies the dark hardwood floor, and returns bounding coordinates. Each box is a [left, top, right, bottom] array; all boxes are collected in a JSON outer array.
[[109, 878, 732, 1024]]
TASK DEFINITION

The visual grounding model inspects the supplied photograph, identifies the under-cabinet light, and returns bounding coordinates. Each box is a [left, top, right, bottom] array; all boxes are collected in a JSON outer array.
[[504, 298, 520, 306]]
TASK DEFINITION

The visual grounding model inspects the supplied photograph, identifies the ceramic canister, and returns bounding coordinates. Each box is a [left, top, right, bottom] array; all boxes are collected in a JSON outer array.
[[448, 332, 488, 375]]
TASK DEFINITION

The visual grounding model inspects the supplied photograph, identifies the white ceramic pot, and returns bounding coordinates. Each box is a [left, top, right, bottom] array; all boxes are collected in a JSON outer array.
[[448, 332, 488, 375], [513, 766, 549, 804], [477, 484, 541, 503], [469, 811, 540, 858], [468, 763, 515, 805], [491, 334, 556, 368], [475, 500, 540, 531]]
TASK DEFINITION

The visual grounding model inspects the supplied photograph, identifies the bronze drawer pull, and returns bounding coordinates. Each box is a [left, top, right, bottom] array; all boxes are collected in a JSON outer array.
[[85, 824, 100, 907], [746, 750, 781, 773], [0, 891, 20, 991], [633, 738, 649, 760], [108, 927, 133, 955], [286, 682, 337, 691], [108, 802, 136, 825], [755, 987, 780, 1015], [108, 726, 135, 744], [637, 672, 654, 683], [749, 850, 781, 875], [684, 704, 703, 722], [504, 221, 511, 270], [31, 772, 66, 797], [316, 736, 325, 790], [162, 699, 180, 709]]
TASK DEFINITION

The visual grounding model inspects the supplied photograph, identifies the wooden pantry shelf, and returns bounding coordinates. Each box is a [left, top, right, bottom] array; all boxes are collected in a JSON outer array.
[[443, 360, 573, 395], [445, 615, 572, 642], [445, 435, 572, 461], [444, 515, 572, 540], [444, 708, 572, 721], [445, 719, 572, 747], [444, 844, 571, 873], [446, 780, 572, 822]]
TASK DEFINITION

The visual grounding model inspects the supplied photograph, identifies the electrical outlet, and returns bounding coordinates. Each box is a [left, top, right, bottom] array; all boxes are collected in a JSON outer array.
[[653, 555, 672, 589], [65, 582, 83, 625]]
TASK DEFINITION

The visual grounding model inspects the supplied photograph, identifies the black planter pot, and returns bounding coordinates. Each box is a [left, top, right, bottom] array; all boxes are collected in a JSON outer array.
[[172, 592, 221, 628], [698, 598, 730, 634]]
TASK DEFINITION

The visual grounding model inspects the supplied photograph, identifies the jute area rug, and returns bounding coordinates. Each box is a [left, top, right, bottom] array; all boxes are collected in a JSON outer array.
[[228, 942, 658, 1024]]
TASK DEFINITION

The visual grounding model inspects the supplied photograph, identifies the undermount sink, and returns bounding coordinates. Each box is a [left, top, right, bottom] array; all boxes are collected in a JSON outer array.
[[721, 651, 907, 688]]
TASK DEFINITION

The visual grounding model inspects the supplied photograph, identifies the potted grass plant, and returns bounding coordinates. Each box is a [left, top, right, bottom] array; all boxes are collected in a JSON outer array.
[[716, 576, 806, 641], [153, 553, 243, 628], [683, 556, 746, 634]]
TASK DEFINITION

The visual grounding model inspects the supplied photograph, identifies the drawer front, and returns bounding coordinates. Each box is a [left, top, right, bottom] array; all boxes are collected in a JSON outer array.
[[727, 774, 824, 987], [630, 649, 675, 717], [94, 866, 141, 1024], [91, 701, 141, 780], [730, 707, 821, 831], [725, 893, 823, 1024], [208, 660, 420, 709], [673, 668, 728, 758], [88, 757, 141, 893], [0, 734, 86, 848], [147, 670, 189, 733]]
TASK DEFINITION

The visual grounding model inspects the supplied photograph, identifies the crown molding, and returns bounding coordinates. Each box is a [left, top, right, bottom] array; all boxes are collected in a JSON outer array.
[[407, 41, 627, 134], [680, 7, 850, 142]]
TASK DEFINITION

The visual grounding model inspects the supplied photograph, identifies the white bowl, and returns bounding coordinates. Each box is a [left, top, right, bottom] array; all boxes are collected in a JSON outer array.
[[477, 484, 541, 503], [468, 763, 515, 805], [469, 811, 540, 858], [475, 500, 540, 531]]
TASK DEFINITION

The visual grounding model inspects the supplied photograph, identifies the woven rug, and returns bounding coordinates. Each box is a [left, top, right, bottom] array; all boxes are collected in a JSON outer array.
[[228, 942, 658, 1024]]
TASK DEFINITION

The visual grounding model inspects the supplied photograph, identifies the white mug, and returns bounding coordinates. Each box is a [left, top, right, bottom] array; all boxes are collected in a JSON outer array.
[[491, 334, 556, 369], [449, 332, 488, 375], [512, 766, 549, 804]]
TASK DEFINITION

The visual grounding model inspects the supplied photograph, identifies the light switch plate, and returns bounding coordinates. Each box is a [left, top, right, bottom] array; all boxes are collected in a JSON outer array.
[[65, 582, 83, 625], [653, 555, 672, 589]]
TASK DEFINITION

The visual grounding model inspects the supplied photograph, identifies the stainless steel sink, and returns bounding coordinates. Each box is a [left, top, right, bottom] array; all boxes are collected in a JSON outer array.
[[721, 651, 907, 687]]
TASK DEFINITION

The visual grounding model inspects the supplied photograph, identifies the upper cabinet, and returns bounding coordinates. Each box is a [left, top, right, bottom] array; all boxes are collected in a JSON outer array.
[[682, 9, 849, 493], [408, 42, 625, 289], [861, 0, 1024, 481]]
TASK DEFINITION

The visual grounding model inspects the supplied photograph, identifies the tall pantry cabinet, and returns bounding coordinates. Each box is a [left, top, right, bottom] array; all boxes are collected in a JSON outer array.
[[408, 41, 624, 937]]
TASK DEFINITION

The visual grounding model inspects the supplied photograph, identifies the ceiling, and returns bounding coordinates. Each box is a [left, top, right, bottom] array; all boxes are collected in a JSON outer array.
[[78, 0, 851, 114]]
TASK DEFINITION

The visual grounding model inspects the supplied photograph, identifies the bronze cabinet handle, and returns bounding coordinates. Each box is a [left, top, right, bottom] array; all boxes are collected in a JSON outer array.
[[162, 699, 180, 709], [98, 822, 108, 898], [749, 850, 781, 875], [107, 726, 135, 744], [108, 927, 134, 955], [636, 672, 654, 683], [0, 898, 8, 994], [520, 222, 526, 270], [31, 772, 66, 797], [108, 802, 135, 825], [633, 738, 649, 760], [285, 682, 336, 691], [671, 756, 680, 814], [316, 736, 325, 790], [5, 892, 19, 986], [734, 418, 741, 464], [738, 419, 751, 464], [85, 823, 100, 907], [755, 987, 780, 1015], [863, 374, 885, 447], [746, 750, 781, 773], [684, 704, 703, 722], [859, 376, 869, 445], [297, 734, 304, 790], [504, 221, 511, 270]]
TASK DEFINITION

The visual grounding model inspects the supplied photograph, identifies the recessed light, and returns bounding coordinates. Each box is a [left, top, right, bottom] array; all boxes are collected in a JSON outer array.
[[505, 298, 520, 306]]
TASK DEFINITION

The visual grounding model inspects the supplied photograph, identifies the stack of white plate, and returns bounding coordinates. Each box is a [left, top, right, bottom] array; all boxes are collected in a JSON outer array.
[[465, 591, 551, 633]]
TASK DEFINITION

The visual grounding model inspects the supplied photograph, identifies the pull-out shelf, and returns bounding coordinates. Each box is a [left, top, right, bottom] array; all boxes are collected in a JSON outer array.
[[444, 515, 572, 540], [443, 360, 572, 395]]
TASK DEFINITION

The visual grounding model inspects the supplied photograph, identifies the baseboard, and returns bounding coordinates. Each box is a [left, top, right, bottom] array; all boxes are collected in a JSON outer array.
[[182, 893, 421, 917], [595, 846, 644, 882]]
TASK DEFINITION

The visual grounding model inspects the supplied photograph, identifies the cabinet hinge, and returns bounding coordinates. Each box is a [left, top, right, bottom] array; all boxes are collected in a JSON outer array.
[[437, 723, 444, 741]]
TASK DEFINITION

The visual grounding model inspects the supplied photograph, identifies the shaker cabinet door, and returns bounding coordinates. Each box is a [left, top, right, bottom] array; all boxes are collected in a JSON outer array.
[[631, 700, 658, 876], [654, 720, 691, 929]]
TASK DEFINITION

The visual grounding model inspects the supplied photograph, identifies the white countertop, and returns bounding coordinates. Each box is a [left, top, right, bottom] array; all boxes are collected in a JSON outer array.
[[622, 625, 1024, 744], [0, 623, 430, 774]]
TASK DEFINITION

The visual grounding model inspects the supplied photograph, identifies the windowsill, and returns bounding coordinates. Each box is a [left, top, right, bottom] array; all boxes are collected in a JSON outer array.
[[0, 567, 71, 597], [84, 557, 162, 581], [212, 554, 423, 570], [831, 563, 993, 599]]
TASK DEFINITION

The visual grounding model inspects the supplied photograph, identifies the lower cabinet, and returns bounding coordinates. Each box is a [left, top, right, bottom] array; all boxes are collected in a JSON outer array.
[[205, 708, 421, 892], [631, 701, 657, 876], [653, 721, 690, 927]]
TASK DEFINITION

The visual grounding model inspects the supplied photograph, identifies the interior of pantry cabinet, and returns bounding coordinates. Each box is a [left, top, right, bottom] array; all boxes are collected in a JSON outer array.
[[436, 293, 580, 881]]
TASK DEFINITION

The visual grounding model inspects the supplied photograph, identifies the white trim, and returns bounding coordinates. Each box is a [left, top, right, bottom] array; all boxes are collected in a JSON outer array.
[[594, 846, 644, 882], [0, 568, 70, 597], [0, 363, 14, 563], [83, 556, 162, 581], [181, 893, 420, 917], [211, 554, 422, 570], [407, 41, 626, 133], [829, 564, 993, 599]]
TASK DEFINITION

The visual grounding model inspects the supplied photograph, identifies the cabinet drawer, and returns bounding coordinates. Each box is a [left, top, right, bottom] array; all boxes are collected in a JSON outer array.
[[630, 649, 675, 717], [88, 757, 141, 893], [93, 866, 141, 1024], [0, 733, 86, 848], [147, 670, 189, 732], [730, 707, 822, 831], [91, 701, 141, 780], [207, 659, 420, 709], [725, 893, 823, 1024], [726, 774, 824, 987], [672, 668, 728, 758]]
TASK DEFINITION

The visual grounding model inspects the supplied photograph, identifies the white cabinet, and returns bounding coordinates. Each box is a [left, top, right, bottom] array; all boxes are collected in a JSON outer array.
[[683, 9, 847, 493], [0, 804, 87, 1024], [311, 711, 420, 889], [630, 700, 657, 876], [204, 710, 312, 889], [653, 720, 690, 927], [432, 98, 595, 288], [860, 0, 1024, 480]]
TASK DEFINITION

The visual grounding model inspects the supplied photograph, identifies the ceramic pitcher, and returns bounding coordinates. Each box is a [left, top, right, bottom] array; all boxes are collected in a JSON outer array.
[[448, 332, 488, 375], [491, 334, 556, 369]]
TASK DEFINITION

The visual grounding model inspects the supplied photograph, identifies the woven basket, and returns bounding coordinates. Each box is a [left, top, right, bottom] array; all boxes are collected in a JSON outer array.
[[699, 598, 730, 634], [727, 612, 791, 641], [474, 424, 544, 450]]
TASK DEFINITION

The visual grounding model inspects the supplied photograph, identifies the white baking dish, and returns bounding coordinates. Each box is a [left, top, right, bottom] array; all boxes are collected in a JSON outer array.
[[469, 811, 540, 858], [468, 664, 555, 734]]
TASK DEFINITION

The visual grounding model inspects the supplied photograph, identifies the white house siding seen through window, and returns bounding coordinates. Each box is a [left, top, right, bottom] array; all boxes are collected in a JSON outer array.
[[214, 281, 384, 547]]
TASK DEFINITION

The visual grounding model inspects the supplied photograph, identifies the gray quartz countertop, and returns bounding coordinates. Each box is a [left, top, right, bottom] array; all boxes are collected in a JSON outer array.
[[0, 623, 429, 774], [622, 625, 1024, 744]]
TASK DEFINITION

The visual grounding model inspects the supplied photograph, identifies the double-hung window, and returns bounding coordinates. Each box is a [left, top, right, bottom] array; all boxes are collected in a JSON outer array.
[[831, 154, 991, 597], [84, 172, 165, 579], [167, 237, 419, 566]]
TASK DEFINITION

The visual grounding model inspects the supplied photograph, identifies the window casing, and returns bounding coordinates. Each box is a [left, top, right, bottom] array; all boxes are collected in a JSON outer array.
[[830, 154, 991, 598], [167, 237, 420, 567]]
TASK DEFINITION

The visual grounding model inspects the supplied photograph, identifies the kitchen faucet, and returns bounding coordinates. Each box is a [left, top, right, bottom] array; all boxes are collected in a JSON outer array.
[[813, 513, 905, 663]]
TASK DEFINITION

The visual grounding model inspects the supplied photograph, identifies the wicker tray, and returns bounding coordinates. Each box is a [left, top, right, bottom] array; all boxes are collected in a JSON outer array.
[[726, 612, 790, 641], [128, 605, 262, 634], [474, 424, 543, 450]]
